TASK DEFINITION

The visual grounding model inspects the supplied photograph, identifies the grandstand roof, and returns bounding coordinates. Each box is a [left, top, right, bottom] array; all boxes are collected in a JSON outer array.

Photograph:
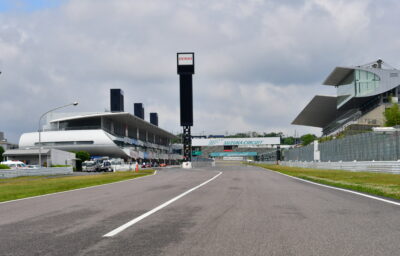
[[291, 95, 345, 128], [49, 112, 176, 139]]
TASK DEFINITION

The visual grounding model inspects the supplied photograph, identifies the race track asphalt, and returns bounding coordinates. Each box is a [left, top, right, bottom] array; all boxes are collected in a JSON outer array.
[[1, 162, 400, 256]]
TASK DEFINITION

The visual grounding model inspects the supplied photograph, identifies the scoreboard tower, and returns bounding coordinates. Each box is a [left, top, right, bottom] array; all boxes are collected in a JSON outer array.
[[177, 52, 195, 165]]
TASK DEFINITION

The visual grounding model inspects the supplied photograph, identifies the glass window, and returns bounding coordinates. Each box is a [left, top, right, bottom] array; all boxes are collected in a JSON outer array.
[[355, 70, 380, 96], [60, 117, 101, 130], [75, 141, 94, 145], [337, 72, 355, 108], [336, 70, 381, 108]]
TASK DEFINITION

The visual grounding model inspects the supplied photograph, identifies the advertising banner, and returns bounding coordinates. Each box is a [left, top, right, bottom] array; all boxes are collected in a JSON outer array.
[[209, 152, 257, 157], [193, 137, 280, 147]]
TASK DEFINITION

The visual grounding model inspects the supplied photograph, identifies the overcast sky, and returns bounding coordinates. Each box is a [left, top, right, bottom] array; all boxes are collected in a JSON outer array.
[[1, 0, 400, 143]]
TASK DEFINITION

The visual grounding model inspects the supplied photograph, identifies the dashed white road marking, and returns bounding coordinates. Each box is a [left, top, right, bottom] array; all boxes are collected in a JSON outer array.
[[103, 171, 223, 237]]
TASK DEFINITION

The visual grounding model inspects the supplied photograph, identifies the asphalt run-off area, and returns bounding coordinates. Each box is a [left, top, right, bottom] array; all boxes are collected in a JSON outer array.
[[1, 162, 400, 255]]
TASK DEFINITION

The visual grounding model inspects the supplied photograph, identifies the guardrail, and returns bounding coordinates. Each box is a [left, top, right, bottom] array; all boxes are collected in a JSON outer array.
[[257, 161, 400, 174], [0, 167, 73, 178]]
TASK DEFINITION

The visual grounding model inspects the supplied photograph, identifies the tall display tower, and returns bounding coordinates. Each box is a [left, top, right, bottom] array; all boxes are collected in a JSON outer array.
[[177, 52, 194, 167]]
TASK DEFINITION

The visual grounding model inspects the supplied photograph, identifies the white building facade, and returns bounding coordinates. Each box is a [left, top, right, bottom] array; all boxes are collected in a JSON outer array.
[[19, 112, 181, 163]]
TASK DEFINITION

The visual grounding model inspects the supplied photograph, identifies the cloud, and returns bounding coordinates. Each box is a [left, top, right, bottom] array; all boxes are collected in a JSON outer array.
[[0, 0, 399, 142]]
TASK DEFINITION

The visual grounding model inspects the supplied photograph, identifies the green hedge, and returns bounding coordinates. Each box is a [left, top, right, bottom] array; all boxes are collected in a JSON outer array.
[[0, 164, 10, 169]]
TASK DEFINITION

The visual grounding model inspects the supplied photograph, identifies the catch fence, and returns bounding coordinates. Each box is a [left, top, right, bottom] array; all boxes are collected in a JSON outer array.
[[283, 131, 400, 162]]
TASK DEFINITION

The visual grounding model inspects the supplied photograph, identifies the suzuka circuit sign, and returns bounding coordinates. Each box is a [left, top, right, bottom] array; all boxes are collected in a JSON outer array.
[[192, 137, 281, 147]]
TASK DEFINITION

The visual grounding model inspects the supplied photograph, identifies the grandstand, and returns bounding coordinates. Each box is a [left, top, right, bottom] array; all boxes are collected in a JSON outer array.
[[293, 60, 400, 136]]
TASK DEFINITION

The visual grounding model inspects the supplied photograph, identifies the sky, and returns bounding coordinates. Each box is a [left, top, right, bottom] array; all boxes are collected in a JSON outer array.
[[1, 0, 400, 143]]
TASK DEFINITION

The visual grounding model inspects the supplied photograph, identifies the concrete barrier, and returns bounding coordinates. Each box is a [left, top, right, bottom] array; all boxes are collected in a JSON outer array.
[[0, 167, 73, 178], [191, 159, 216, 168], [112, 164, 134, 172]]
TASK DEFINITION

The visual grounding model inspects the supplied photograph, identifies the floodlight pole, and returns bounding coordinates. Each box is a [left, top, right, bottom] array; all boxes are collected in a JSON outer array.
[[38, 102, 78, 167]]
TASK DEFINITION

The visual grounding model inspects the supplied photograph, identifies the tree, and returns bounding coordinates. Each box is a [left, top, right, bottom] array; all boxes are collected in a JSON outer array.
[[282, 137, 295, 145], [74, 151, 90, 162], [384, 103, 400, 127], [300, 134, 317, 146], [0, 146, 4, 162], [263, 132, 283, 137], [171, 134, 182, 144]]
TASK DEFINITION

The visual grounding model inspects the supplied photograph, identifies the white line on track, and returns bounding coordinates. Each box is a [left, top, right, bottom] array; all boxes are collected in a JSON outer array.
[[103, 171, 223, 237], [267, 168, 400, 207], [0, 170, 157, 205]]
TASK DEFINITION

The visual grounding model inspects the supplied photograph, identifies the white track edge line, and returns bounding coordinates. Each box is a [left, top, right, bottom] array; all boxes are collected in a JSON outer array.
[[0, 170, 157, 205], [103, 171, 223, 237], [264, 168, 400, 206]]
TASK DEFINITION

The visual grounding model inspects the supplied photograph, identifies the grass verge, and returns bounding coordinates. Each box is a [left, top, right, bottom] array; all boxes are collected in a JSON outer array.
[[0, 170, 154, 203], [252, 163, 400, 201]]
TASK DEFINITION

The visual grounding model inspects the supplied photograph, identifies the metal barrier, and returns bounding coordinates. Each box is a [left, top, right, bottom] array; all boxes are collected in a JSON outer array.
[[111, 164, 134, 171], [283, 144, 314, 161], [0, 167, 73, 178]]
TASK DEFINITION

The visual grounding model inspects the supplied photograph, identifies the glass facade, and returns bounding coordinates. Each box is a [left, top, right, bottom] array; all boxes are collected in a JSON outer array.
[[337, 72, 355, 108], [337, 70, 380, 108], [355, 69, 380, 96], [59, 117, 101, 130]]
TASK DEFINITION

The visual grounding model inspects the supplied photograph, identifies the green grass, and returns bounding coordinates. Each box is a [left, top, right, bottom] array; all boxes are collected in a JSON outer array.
[[0, 164, 10, 169], [0, 170, 154, 202], [252, 163, 400, 200]]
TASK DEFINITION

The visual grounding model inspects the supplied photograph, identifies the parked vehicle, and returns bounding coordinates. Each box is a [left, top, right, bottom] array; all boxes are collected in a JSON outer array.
[[159, 163, 167, 167], [99, 160, 113, 172], [82, 161, 99, 172], [0, 160, 28, 169]]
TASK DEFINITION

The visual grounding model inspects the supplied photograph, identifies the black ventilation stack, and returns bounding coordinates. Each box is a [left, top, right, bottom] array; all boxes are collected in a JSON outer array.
[[134, 103, 145, 119], [150, 113, 158, 126], [110, 89, 124, 112]]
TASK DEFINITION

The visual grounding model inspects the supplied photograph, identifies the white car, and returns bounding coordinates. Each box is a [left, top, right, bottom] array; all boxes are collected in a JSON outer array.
[[1, 160, 28, 169]]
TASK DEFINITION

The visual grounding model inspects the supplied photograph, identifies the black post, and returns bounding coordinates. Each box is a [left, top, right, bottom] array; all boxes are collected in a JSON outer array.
[[276, 145, 281, 165]]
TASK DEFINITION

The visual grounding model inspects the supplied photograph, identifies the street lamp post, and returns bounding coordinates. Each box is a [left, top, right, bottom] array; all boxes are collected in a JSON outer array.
[[38, 102, 78, 167]]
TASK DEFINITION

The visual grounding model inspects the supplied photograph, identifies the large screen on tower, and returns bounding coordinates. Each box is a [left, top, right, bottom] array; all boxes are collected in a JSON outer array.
[[177, 52, 195, 74]]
